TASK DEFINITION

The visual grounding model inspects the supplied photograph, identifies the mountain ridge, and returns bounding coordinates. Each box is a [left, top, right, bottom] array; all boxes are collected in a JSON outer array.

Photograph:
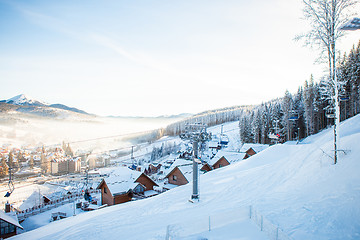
[[1, 94, 89, 117]]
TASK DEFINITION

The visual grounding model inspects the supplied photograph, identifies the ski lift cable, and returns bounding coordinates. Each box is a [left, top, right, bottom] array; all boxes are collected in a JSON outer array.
[[73, 137, 180, 158], [17, 128, 163, 153], [67, 129, 156, 144], [42, 136, 181, 166]]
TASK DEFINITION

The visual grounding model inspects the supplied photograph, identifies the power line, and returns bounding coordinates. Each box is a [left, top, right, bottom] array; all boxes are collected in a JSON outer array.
[[73, 137, 180, 158], [67, 129, 157, 145]]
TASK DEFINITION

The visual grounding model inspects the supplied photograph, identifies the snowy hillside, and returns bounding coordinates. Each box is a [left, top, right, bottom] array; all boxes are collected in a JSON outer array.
[[11, 114, 360, 240]]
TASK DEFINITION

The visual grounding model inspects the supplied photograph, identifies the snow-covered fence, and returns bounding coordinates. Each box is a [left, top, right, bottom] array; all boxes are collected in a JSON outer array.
[[249, 205, 293, 240], [164, 206, 292, 240], [164, 207, 252, 239], [16, 189, 100, 221]]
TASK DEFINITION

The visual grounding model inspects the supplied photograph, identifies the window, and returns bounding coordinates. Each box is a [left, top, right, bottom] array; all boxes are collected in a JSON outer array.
[[134, 184, 145, 193], [104, 187, 107, 194], [173, 175, 177, 181], [219, 164, 222, 168], [9, 224, 15, 233], [0, 219, 14, 235]]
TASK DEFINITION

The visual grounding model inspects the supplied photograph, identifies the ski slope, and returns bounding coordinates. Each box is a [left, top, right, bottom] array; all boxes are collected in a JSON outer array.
[[11, 115, 360, 240]]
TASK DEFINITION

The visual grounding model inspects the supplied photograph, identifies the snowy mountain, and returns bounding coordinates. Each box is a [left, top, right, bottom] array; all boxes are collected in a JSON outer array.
[[12, 114, 360, 240], [0, 94, 89, 117], [5, 94, 47, 106]]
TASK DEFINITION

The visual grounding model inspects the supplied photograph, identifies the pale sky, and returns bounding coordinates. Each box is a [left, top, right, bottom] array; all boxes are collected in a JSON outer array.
[[0, 0, 359, 117]]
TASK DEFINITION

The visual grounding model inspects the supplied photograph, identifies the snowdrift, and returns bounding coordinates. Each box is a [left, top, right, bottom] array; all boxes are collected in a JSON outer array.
[[12, 115, 360, 240]]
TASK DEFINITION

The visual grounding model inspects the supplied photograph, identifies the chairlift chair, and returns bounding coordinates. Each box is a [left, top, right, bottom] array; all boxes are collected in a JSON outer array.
[[219, 134, 229, 145], [288, 116, 299, 121], [326, 108, 335, 119], [288, 110, 299, 121]]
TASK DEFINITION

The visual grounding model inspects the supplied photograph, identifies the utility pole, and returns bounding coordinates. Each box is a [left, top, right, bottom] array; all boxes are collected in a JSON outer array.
[[180, 123, 211, 201], [4, 166, 14, 198], [85, 165, 89, 189], [131, 146, 135, 165], [4, 165, 14, 212]]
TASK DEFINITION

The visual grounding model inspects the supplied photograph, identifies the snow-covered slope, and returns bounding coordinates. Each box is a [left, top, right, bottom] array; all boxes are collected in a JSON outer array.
[[12, 115, 360, 240]]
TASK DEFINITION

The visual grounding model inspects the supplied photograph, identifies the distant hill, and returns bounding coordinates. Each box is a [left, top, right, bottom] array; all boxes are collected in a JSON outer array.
[[1, 94, 89, 118], [48, 104, 88, 115]]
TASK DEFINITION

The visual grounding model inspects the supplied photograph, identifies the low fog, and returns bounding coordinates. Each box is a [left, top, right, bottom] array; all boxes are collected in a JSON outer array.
[[0, 112, 183, 153]]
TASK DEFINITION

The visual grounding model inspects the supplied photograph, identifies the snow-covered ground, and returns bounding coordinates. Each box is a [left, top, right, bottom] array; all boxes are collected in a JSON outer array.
[[10, 114, 360, 240]]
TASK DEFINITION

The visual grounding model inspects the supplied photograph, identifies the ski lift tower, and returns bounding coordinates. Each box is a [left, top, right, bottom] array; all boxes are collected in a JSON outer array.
[[180, 123, 211, 201], [289, 110, 300, 143]]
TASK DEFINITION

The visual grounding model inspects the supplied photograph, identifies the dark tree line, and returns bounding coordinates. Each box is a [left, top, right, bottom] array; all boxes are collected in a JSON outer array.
[[149, 142, 180, 162], [164, 105, 253, 136], [239, 41, 360, 144]]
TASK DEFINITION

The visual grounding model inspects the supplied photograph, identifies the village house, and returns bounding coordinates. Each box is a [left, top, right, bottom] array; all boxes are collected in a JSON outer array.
[[164, 159, 193, 189], [144, 163, 162, 175], [86, 154, 107, 169], [0, 210, 23, 239], [240, 144, 269, 159], [201, 151, 246, 171], [200, 162, 212, 172], [97, 167, 158, 206], [51, 157, 81, 175], [211, 156, 230, 169]]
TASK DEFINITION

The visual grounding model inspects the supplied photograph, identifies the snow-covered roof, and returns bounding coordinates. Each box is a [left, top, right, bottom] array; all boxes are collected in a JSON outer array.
[[208, 140, 219, 148], [240, 143, 269, 153], [98, 167, 143, 195], [163, 183, 179, 190], [165, 158, 191, 169], [0, 210, 23, 229], [144, 190, 158, 197], [177, 164, 193, 182], [209, 150, 246, 166]]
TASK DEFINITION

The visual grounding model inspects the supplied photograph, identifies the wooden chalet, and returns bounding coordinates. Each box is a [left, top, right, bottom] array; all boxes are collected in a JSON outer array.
[[97, 167, 158, 206], [240, 144, 269, 159], [144, 163, 162, 175], [211, 156, 230, 169], [244, 148, 256, 159], [164, 159, 193, 188], [200, 163, 212, 172], [0, 210, 23, 239], [205, 151, 246, 171]]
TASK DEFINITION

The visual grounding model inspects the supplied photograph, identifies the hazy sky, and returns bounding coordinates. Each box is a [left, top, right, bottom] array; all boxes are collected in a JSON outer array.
[[0, 0, 359, 117]]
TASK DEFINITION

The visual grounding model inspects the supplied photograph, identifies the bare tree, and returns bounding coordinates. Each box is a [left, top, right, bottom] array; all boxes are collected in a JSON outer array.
[[296, 0, 358, 164]]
